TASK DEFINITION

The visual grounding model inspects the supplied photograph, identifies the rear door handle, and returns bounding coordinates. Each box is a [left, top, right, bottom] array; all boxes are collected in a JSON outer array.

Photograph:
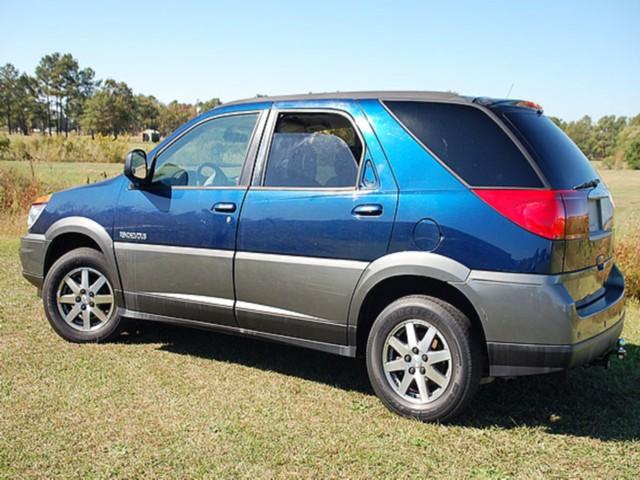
[[212, 202, 236, 213], [352, 204, 383, 217]]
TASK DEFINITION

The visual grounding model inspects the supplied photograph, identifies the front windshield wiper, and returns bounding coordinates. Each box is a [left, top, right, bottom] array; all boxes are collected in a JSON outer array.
[[573, 178, 600, 190]]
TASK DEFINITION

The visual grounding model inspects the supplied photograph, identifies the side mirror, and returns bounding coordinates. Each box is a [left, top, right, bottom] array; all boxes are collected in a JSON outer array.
[[124, 149, 149, 184]]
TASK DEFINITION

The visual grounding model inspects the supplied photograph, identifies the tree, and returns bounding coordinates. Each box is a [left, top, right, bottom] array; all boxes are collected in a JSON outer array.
[[81, 79, 136, 138], [549, 116, 566, 129], [35, 53, 96, 137], [624, 137, 640, 170], [13, 74, 41, 134], [0, 63, 20, 133], [158, 101, 195, 136], [134, 94, 162, 131], [67, 67, 98, 134], [591, 115, 627, 161], [197, 97, 222, 114], [563, 115, 595, 158]]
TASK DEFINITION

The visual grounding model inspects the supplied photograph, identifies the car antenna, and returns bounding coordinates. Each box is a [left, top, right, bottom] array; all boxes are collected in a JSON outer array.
[[506, 83, 514, 98]]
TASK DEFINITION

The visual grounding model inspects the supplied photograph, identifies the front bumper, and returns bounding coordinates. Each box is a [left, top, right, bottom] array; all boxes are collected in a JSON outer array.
[[458, 263, 626, 377], [19, 233, 48, 290]]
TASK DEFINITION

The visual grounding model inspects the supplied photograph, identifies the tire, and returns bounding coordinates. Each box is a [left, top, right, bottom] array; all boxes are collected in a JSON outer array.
[[42, 247, 123, 343], [366, 295, 482, 422]]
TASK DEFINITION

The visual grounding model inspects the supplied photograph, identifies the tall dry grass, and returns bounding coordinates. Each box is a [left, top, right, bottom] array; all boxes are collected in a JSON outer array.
[[617, 227, 640, 300], [0, 165, 41, 215], [0, 134, 131, 163]]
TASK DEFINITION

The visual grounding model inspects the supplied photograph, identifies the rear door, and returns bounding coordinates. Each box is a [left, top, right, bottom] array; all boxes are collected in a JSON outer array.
[[495, 106, 615, 273], [494, 105, 618, 309], [234, 102, 397, 344]]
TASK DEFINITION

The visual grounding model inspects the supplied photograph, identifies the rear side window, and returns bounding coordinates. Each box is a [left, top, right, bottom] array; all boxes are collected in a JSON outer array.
[[385, 101, 543, 187], [495, 108, 599, 189], [263, 112, 362, 188]]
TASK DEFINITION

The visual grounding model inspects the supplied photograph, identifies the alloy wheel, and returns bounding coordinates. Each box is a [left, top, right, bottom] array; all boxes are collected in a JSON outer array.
[[382, 319, 453, 404], [56, 267, 114, 332]]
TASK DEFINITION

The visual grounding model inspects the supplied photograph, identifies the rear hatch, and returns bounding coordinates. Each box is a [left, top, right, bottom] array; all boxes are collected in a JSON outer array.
[[489, 102, 616, 305]]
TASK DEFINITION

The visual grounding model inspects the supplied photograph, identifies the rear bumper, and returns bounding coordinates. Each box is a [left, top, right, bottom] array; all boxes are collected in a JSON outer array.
[[458, 263, 626, 377], [19, 233, 47, 290], [486, 315, 624, 376]]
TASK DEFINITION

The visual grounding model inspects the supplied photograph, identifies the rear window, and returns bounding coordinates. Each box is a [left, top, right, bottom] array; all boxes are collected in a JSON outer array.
[[385, 101, 543, 187], [495, 107, 599, 189]]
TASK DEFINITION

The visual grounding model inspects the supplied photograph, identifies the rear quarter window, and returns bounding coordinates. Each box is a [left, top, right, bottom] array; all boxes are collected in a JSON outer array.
[[384, 101, 543, 188]]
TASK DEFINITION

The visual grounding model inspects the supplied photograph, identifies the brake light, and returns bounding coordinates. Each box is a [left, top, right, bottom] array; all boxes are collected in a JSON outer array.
[[473, 189, 589, 240], [515, 100, 544, 113]]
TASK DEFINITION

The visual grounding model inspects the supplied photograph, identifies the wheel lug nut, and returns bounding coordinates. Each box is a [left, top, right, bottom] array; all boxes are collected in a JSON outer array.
[[81, 305, 86, 310], [81, 289, 86, 294], [89, 292, 94, 297], [75, 297, 81, 303], [412, 347, 419, 354], [422, 354, 428, 362], [404, 355, 411, 362], [90, 302, 95, 307], [420, 367, 426, 375], [408, 367, 416, 374]]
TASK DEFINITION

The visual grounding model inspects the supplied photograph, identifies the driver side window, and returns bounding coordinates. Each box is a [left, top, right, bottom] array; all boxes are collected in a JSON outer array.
[[152, 113, 259, 187]]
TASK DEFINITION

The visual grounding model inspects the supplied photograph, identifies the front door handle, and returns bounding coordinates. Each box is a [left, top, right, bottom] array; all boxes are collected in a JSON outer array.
[[352, 204, 383, 217], [212, 202, 236, 213]]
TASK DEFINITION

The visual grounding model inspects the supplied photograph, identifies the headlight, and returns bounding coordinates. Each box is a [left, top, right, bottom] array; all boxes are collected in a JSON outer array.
[[27, 194, 51, 230]]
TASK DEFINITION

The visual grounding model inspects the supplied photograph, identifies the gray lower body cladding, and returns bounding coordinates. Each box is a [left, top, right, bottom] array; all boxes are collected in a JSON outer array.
[[487, 317, 624, 376], [21, 232, 626, 377], [459, 262, 625, 376], [19, 233, 47, 289]]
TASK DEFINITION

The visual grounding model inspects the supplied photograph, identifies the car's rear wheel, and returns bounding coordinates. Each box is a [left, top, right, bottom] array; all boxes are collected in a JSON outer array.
[[42, 247, 123, 342], [366, 295, 481, 421]]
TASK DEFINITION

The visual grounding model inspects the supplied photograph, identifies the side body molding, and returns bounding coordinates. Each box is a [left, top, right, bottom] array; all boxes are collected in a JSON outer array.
[[44, 216, 122, 292], [348, 251, 471, 328]]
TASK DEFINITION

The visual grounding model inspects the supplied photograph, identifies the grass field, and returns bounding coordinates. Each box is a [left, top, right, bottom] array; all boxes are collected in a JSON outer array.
[[1, 161, 639, 478]]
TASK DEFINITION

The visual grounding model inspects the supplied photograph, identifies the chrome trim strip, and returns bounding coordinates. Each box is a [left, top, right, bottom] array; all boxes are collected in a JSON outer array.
[[114, 242, 234, 258], [23, 233, 46, 242], [235, 251, 368, 270], [147, 292, 234, 308], [236, 300, 342, 325], [119, 307, 356, 357]]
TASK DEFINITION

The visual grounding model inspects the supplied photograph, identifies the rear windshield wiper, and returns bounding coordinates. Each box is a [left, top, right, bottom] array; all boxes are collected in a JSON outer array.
[[573, 178, 600, 190]]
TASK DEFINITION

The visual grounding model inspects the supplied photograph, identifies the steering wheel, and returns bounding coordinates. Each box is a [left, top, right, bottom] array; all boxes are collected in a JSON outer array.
[[197, 162, 228, 186]]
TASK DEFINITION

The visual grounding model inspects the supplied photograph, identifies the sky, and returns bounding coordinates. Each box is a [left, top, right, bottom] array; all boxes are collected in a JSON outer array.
[[1, 0, 639, 121]]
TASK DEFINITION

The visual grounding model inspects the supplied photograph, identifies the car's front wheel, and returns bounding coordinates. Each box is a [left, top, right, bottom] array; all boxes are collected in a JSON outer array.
[[366, 295, 481, 421], [42, 247, 123, 342]]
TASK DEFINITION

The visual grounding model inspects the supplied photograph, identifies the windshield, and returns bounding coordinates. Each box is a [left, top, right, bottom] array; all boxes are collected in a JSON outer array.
[[494, 107, 599, 189]]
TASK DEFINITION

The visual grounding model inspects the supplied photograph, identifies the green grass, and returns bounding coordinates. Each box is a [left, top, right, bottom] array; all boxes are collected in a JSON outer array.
[[598, 169, 640, 235], [0, 161, 639, 478]]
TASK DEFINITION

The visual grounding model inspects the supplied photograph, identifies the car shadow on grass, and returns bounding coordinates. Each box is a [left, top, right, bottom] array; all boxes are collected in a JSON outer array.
[[116, 322, 639, 441]]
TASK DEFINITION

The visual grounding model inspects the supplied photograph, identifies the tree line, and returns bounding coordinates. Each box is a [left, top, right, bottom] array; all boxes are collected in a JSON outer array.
[[0, 53, 221, 139], [1, 52, 639, 168], [549, 114, 640, 169]]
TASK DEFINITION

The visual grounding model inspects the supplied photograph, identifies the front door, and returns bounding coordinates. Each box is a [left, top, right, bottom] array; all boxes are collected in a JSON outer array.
[[114, 110, 264, 326], [235, 105, 398, 344]]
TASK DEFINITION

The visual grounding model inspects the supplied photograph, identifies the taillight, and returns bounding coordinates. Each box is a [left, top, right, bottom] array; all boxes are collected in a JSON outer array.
[[473, 189, 589, 240]]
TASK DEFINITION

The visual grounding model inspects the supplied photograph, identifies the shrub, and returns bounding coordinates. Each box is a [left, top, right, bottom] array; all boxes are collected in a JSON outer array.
[[624, 137, 640, 170], [616, 226, 640, 300], [0, 167, 41, 214]]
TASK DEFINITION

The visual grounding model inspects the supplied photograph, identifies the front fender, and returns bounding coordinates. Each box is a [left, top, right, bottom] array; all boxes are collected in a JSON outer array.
[[44, 216, 122, 292]]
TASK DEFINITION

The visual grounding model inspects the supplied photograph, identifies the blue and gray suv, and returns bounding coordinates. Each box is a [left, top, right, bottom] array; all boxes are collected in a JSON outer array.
[[20, 92, 626, 421]]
